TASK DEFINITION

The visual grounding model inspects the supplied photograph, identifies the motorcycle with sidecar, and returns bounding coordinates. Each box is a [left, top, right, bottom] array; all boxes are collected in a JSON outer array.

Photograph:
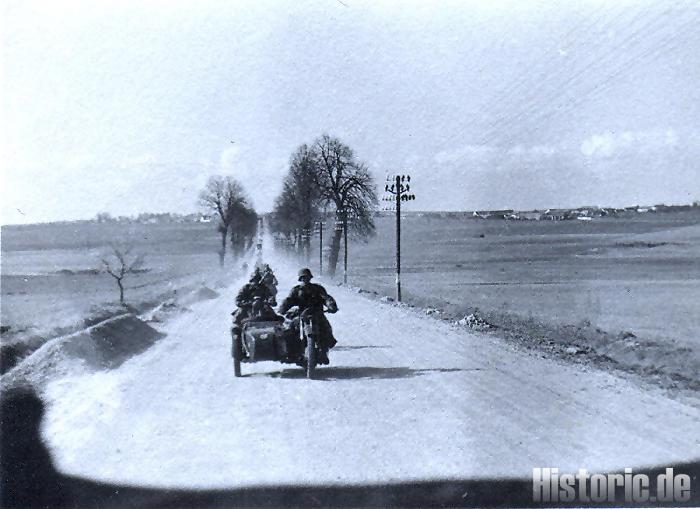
[[231, 307, 328, 379]]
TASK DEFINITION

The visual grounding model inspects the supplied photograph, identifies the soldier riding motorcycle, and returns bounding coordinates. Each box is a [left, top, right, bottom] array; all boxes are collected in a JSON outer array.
[[278, 268, 338, 365]]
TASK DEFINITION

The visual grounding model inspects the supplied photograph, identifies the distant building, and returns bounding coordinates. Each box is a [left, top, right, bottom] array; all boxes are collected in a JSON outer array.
[[542, 209, 568, 220], [472, 209, 513, 219], [519, 211, 542, 221], [565, 207, 602, 219], [490, 209, 514, 219]]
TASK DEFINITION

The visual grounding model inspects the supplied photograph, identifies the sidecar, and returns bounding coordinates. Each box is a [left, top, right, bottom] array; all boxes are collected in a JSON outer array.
[[232, 317, 318, 379]]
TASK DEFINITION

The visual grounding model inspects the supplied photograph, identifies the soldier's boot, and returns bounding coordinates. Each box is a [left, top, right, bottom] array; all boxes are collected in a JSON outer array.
[[317, 348, 330, 365]]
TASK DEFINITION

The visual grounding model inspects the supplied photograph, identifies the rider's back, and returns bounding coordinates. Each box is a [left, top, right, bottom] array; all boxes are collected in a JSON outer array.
[[282, 282, 327, 312]]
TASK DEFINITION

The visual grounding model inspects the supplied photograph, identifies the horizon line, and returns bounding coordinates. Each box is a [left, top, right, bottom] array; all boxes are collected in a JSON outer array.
[[2, 201, 699, 228]]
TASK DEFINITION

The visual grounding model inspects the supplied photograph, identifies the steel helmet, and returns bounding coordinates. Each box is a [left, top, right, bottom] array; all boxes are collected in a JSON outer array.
[[249, 267, 262, 283], [298, 268, 313, 281]]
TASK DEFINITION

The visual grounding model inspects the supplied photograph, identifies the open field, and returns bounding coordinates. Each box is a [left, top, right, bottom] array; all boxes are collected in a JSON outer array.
[[1, 216, 699, 508], [3, 210, 699, 388], [313, 210, 700, 384], [333, 209, 700, 348], [1, 222, 242, 366]]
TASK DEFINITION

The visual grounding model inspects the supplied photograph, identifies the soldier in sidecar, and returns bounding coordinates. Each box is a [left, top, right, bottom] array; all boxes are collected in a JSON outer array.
[[260, 264, 278, 307], [231, 302, 319, 379]]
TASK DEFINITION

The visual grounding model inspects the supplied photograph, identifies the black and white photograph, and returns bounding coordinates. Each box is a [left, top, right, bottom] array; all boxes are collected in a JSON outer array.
[[1, 1, 699, 507]]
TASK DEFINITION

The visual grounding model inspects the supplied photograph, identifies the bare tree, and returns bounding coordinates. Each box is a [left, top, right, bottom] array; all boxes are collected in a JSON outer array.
[[229, 202, 258, 257], [199, 176, 253, 267], [101, 244, 145, 305], [95, 212, 113, 223], [270, 144, 322, 256], [310, 135, 378, 276]]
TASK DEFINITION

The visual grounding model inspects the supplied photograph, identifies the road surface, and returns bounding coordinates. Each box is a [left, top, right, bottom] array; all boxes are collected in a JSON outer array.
[[40, 252, 699, 490]]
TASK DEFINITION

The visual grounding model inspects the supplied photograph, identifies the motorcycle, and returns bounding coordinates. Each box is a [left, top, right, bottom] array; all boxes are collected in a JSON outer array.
[[231, 306, 331, 379]]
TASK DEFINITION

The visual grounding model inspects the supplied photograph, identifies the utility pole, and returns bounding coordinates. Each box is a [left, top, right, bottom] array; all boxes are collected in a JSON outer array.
[[383, 174, 416, 302], [343, 209, 348, 284], [334, 215, 344, 282], [301, 227, 311, 264], [332, 210, 351, 284], [396, 176, 401, 301], [315, 220, 324, 276]]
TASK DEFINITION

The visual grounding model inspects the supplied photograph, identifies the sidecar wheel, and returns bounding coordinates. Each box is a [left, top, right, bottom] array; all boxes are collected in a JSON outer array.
[[232, 331, 243, 377]]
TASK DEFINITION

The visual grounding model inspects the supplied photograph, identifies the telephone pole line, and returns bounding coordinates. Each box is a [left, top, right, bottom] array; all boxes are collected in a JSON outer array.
[[383, 174, 416, 302]]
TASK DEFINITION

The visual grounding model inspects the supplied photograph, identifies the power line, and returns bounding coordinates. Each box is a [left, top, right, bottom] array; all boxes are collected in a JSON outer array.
[[473, 3, 665, 147]]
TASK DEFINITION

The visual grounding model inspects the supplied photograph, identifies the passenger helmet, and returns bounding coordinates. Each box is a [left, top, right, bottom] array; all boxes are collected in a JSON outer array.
[[298, 268, 313, 281]]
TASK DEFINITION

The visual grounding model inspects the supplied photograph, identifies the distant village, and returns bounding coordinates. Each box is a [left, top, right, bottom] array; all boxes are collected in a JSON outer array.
[[91, 212, 215, 225], [466, 202, 699, 221], [379, 202, 700, 221], [83, 203, 700, 226]]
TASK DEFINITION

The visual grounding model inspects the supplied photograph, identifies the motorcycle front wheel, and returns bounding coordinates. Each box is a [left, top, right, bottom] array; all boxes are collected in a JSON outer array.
[[304, 320, 316, 379]]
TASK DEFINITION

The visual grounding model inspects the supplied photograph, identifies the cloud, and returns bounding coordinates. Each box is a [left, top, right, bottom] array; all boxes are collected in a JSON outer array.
[[434, 142, 561, 166], [580, 133, 616, 158], [434, 144, 496, 165], [219, 146, 241, 168], [580, 128, 681, 158], [507, 144, 558, 157], [219, 144, 286, 212]]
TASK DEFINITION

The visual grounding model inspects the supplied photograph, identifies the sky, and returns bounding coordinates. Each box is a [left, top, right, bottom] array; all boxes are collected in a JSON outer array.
[[1, 0, 699, 224]]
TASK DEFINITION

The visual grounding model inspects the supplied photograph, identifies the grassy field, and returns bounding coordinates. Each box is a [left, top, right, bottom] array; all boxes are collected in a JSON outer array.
[[315, 209, 700, 352], [1, 222, 241, 360]]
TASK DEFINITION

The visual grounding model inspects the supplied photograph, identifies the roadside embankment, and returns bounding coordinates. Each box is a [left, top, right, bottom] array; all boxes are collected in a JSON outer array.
[[1, 314, 163, 391], [0, 282, 223, 375], [0, 284, 222, 390]]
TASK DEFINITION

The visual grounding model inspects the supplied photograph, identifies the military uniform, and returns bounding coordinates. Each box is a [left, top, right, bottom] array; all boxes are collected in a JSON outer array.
[[260, 271, 278, 306], [235, 282, 256, 309], [231, 280, 279, 358], [279, 280, 338, 351]]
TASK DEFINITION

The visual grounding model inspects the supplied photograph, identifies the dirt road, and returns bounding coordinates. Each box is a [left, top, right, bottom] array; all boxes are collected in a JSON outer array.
[[40, 253, 699, 490]]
